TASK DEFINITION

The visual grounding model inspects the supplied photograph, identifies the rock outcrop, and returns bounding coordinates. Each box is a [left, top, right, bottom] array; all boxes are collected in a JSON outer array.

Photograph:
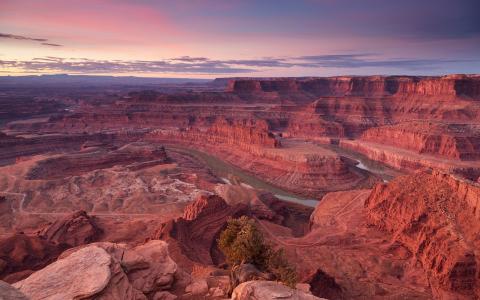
[[13, 240, 177, 300], [0, 234, 62, 283], [228, 263, 274, 295], [365, 170, 480, 298], [360, 122, 480, 160], [14, 245, 112, 299], [150, 117, 280, 151], [207, 118, 280, 148], [0, 211, 101, 283], [182, 193, 232, 221], [231, 280, 324, 300], [260, 188, 433, 299], [153, 194, 249, 269], [36, 210, 102, 247]]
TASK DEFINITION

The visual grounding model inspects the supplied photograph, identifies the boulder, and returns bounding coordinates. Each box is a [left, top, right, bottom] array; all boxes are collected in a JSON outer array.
[[229, 263, 273, 295], [184, 278, 208, 296], [12, 240, 178, 300], [126, 240, 177, 293], [231, 280, 325, 300], [13, 246, 112, 300]]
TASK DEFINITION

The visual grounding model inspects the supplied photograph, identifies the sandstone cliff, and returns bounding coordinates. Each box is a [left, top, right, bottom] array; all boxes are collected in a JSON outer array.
[[360, 122, 480, 160], [226, 75, 480, 98], [365, 171, 480, 298]]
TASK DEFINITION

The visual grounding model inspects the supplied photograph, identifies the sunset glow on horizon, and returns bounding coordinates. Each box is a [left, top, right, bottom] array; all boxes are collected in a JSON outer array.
[[1, 0, 479, 78]]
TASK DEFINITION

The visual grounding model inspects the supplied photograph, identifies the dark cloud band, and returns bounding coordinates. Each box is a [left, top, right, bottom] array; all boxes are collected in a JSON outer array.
[[0, 33, 62, 47], [1, 54, 475, 75]]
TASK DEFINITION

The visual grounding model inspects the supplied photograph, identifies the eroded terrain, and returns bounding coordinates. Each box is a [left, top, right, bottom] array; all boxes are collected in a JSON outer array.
[[1, 75, 480, 299]]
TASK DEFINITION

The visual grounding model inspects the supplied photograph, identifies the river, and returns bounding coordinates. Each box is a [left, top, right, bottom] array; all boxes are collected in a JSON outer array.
[[165, 145, 320, 207], [165, 142, 401, 208], [316, 143, 403, 182]]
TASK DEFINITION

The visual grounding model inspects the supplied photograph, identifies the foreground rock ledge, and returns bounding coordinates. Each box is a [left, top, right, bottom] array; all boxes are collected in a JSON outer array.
[[13, 246, 111, 299], [12, 240, 177, 300], [231, 280, 326, 300]]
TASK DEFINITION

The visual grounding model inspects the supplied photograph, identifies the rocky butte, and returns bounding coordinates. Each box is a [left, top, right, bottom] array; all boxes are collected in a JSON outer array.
[[0, 74, 480, 299]]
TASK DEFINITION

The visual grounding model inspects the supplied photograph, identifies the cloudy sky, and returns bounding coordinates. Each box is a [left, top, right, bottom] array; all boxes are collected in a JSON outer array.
[[1, 0, 479, 78]]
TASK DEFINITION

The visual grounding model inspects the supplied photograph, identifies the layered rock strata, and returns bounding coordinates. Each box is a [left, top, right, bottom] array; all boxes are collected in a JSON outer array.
[[225, 75, 480, 98], [0, 211, 101, 283], [0, 132, 117, 164], [360, 122, 480, 160], [365, 170, 480, 298], [26, 142, 168, 180]]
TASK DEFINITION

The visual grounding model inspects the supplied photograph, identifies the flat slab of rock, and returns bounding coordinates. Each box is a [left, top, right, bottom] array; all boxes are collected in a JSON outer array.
[[13, 246, 111, 300], [232, 280, 326, 300]]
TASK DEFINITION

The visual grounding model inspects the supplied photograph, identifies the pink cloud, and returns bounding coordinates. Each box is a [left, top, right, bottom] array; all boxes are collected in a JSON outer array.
[[0, 0, 180, 45]]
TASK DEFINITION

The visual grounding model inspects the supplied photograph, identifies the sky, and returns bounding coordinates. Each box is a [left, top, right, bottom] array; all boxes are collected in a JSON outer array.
[[0, 0, 479, 78]]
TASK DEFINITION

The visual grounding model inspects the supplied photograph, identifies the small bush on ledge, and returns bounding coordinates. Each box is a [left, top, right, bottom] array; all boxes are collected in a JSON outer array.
[[218, 216, 297, 288]]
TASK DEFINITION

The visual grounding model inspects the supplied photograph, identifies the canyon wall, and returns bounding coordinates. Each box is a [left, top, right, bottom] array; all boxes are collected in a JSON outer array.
[[148, 120, 376, 197], [202, 118, 280, 149], [148, 117, 280, 151], [365, 171, 480, 298], [225, 75, 480, 98], [361, 122, 480, 160]]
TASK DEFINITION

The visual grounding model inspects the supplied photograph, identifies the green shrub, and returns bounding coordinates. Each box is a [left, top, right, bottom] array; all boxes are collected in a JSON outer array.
[[218, 216, 297, 288], [266, 248, 298, 288]]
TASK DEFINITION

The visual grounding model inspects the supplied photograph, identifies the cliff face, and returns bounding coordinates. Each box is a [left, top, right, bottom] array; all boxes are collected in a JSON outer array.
[[226, 75, 480, 98], [365, 171, 480, 298], [36, 210, 102, 247], [206, 118, 280, 148], [361, 122, 480, 160], [149, 117, 280, 151], [0, 211, 101, 283]]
